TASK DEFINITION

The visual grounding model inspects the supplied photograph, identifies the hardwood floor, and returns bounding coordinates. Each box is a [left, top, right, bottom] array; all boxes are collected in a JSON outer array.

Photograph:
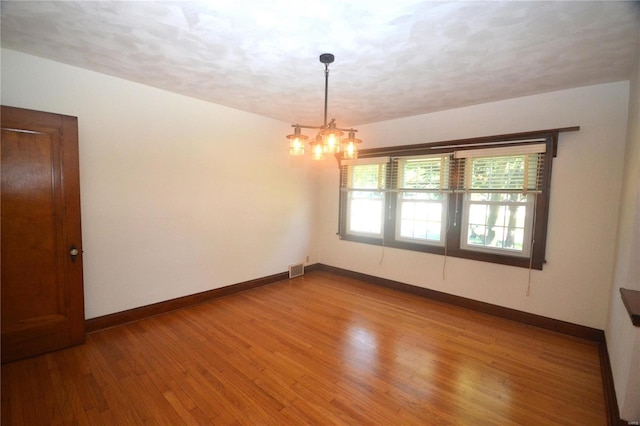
[[2, 270, 607, 425]]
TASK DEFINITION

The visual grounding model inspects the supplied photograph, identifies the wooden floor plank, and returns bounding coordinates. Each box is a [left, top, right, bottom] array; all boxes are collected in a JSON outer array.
[[1, 270, 608, 425]]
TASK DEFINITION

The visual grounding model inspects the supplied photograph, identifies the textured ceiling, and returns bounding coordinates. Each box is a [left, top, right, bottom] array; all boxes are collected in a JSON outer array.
[[1, 1, 639, 126]]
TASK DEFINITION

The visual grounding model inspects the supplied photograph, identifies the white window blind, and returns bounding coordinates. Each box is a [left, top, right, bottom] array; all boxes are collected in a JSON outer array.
[[340, 157, 389, 191], [390, 154, 452, 192], [456, 144, 547, 194], [453, 142, 547, 159], [341, 156, 390, 166]]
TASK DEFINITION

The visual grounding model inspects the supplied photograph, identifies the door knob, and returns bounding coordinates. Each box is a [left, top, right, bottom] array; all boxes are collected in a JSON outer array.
[[70, 245, 79, 262]]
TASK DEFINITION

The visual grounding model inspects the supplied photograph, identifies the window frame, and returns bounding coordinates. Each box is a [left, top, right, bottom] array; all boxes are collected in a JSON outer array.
[[337, 127, 579, 270]]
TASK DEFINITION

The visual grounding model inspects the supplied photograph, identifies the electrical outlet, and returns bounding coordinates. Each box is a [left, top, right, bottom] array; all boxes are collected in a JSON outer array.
[[305, 256, 310, 263]]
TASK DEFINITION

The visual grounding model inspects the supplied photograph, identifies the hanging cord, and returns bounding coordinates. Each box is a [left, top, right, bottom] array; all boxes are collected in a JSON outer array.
[[379, 198, 386, 266], [526, 195, 538, 297], [526, 242, 535, 296], [442, 234, 448, 279]]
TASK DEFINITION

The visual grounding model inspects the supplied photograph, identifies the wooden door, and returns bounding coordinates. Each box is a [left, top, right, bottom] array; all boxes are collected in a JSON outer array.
[[1, 105, 85, 363]]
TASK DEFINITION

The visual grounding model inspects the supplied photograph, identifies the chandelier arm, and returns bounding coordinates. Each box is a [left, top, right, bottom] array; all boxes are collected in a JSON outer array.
[[290, 124, 357, 132], [292, 124, 324, 130]]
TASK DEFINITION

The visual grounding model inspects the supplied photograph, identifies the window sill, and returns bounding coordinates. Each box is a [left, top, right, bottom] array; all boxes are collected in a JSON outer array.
[[620, 288, 640, 327]]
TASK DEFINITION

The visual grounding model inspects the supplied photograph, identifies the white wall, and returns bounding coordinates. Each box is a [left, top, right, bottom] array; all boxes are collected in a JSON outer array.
[[606, 57, 640, 421], [317, 82, 629, 330], [1, 49, 317, 319]]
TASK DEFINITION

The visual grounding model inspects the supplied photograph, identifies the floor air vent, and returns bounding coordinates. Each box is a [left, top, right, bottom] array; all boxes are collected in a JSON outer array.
[[288, 263, 304, 279]]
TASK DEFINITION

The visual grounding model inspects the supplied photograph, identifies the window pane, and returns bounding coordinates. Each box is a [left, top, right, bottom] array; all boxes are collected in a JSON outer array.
[[402, 192, 443, 201], [426, 223, 443, 241], [469, 192, 528, 202], [401, 220, 427, 239], [467, 204, 488, 227], [398, 195, 444, 243], [348, 192, 383, 235], [464, 193, 531, 253]]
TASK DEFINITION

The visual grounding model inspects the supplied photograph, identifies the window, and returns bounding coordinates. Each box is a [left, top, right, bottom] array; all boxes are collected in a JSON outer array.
[[342, 157, 388, 238], [456, 144, 545, 258], [394, 155, 450, 246], [461, 192, 534, 256], [338, 128, 578, 269]]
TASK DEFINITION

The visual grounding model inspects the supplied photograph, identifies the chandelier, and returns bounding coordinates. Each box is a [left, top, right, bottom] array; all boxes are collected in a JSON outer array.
[[286, 53, 362, 160]]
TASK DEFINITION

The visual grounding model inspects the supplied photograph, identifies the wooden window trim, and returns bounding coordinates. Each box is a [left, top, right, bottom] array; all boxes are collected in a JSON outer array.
[[338, 127, 579, 270]]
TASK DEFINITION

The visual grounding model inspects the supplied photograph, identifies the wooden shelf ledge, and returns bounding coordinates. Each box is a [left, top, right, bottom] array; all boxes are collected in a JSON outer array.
[[620, 288, 640, 327]]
